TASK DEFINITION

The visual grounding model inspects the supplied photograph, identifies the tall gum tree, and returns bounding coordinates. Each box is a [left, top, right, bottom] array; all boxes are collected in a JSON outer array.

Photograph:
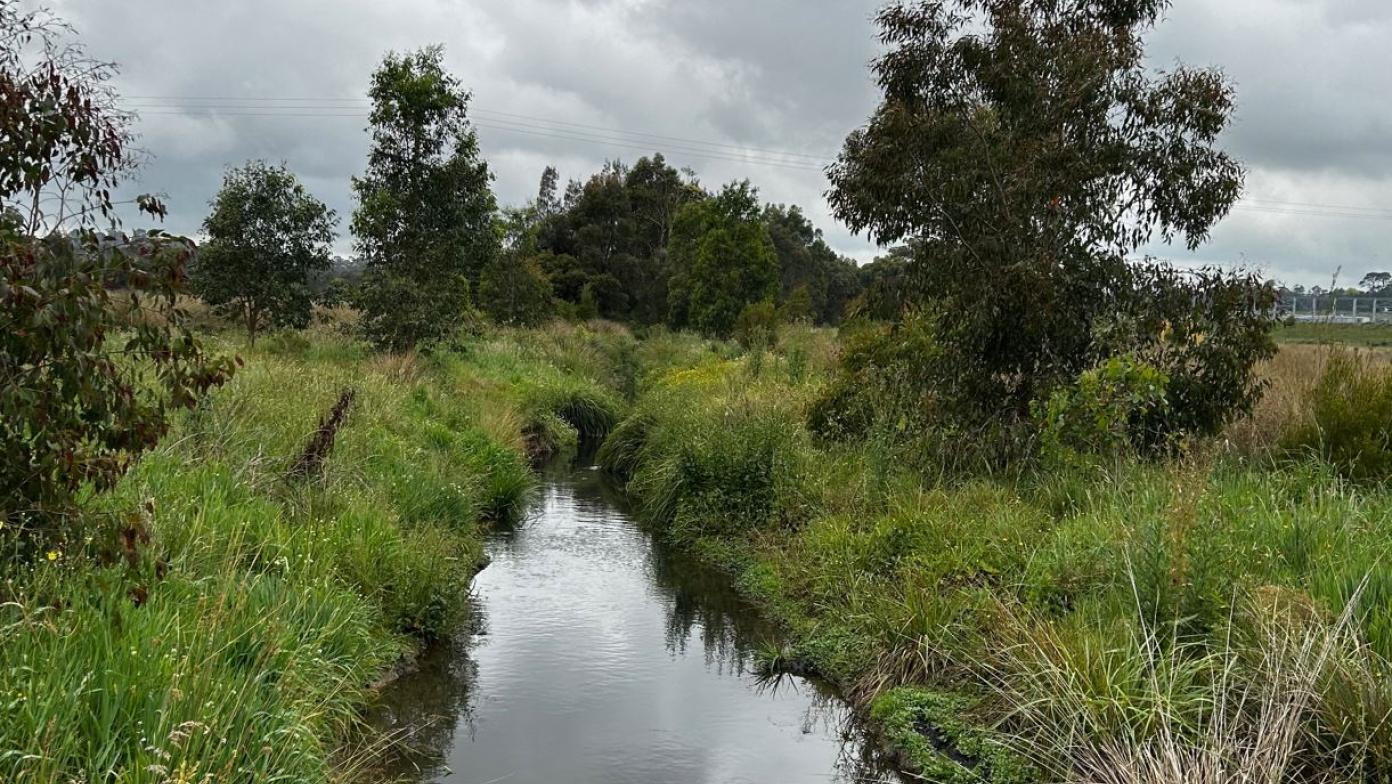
[[351, 46, 498, 351], [828, 0, 1248, 420]]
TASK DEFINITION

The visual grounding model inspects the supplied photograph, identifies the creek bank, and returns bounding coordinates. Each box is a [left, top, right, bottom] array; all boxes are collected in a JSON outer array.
[[362, 458, 905, 783], [593, 346, 1036, 782]]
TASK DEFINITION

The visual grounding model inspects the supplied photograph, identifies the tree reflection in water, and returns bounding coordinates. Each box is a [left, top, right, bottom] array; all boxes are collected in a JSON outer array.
[[353, 459, 902, 784]]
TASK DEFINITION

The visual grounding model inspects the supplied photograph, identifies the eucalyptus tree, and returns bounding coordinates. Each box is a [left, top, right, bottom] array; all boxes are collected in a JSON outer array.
[[352, 46, 498, 351], [828, 0, 1257, 424], [1, 5, 234, 544], [193, 161, 336, 344], [667, 181, 779, 337]]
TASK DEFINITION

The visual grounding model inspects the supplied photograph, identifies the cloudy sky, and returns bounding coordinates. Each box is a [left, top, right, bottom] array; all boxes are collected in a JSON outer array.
[[49, 0, 1392, 287]]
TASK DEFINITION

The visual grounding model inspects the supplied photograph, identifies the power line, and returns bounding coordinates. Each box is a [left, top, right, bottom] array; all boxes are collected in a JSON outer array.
[[118, 95, 1392, 220], [1243, 197, 1392, 217], [131, 108, 829, 172], [125, 95, 835, 163], [1232, 205, 1392, 221]]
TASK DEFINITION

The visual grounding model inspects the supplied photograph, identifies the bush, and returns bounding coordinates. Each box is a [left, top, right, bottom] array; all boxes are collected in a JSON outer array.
[[733, 299, 779, 350], [1033, 355, 1169, 469], [0, 6, 236, 547], [812, 266, 1274, 470], [807, 314, 941, 442], [478, 253, 554, 327], [2, 232, 237, 547], [1099, 264, 1278, 443], [1282, 351, 1392, 481]]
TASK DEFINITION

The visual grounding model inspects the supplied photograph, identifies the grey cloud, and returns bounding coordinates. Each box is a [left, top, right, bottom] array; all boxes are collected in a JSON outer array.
[[41, 0, 1392, 285]]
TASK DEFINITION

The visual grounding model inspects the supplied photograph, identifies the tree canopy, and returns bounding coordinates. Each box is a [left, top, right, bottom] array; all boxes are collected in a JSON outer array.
[[478, 253, 554, 327], [827, 0, 1267, 431], [352, 46, 499, 350], [192, 161, 337, 344], [667, 181, 780, 337]]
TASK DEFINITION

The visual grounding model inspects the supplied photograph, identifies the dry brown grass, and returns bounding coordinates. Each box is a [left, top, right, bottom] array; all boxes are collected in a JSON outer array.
[[313, 304, 360, 334], [363, 351, 423, 385], [1224, 345, 1392, 456]]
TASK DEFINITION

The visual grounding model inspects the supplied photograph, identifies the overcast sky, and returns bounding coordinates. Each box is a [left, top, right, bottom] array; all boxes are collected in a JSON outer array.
[[49, 0, 1392, 287]]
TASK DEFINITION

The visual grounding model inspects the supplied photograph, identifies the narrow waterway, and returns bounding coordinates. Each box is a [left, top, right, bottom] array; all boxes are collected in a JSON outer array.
[[367, 460, 903, 784]]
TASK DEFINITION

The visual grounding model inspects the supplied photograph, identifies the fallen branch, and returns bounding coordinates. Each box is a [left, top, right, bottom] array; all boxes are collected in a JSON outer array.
[[288, 388, 356, 480]]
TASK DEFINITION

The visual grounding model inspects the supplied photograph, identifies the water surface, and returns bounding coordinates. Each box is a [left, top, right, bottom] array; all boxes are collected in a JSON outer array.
[[368, 461, 901, 784]]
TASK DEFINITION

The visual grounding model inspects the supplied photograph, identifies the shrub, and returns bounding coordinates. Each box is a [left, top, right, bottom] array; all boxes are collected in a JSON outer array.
[[1033, 355, 1170, 468], [1098, 265, 1278, 444], [807, 314, 941, 442], [1282, 350, 1392, 481], [0, 8, 235, 545], [733, 299, 779, 350], [478, 253, 554, 327]]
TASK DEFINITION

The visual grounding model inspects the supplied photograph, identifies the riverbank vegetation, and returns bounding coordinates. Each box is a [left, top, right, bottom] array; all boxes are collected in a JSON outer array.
[[0, 317, 658, 781], [600, 330, 1392, 782]]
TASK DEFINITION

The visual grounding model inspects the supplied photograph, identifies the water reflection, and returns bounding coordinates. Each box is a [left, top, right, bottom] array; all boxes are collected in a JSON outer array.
[[362, 461, 902, 784]]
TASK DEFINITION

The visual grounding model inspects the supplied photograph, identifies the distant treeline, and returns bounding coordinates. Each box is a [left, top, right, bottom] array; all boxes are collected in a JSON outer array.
[[309, 155, 907, 330], [501, 155, 864, 327]]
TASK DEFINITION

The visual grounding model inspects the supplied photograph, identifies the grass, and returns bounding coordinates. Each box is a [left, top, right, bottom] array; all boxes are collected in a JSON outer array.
[[0, 321, 649, 783], [601, 328, 1392, 783], [16, 314, 1392, 782], [1275, 321, 1392, 347]]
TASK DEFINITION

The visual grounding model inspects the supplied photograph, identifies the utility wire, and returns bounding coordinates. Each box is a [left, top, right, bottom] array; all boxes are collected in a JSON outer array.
[[131, 108, 829, 172], [121, 95, 1392, 219], [125, 95, 836, 162]]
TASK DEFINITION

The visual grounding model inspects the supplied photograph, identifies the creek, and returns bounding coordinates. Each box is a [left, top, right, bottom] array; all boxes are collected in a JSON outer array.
[[366, 459, 903, 784]]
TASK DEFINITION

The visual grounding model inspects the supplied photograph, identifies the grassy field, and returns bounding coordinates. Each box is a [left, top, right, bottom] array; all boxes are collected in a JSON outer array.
[[0, 320, 651, 783], [11, 316, 1392, 783], [1276, 321, 1392, 347], [600, 328, 1392, 783]]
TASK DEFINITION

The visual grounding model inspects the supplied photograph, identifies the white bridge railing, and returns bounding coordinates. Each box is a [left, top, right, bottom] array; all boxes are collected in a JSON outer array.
[[1282, 296, 1392, 324]]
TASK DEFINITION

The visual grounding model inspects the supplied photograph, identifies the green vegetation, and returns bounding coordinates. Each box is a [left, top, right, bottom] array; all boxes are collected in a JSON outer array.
[[477, 253, 555, 327], [869, 688, 1033, 784], [501, 155, 865, 332], [0, 321, 648, 782], [191, 160, 338, 344], [666, 181, 780, 336], [352, 46, 498, 351], [1283, 350, 1392, 481], [0, 7, 235, 547], [825, 0, 1275, 449], [600, 330, 1392, 782], [11, 2, 1392, 782]]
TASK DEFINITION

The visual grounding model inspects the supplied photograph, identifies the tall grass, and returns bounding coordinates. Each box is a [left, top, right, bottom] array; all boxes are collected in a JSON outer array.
[[601, 334, 1392, 782], [0, 326, 619, 783]]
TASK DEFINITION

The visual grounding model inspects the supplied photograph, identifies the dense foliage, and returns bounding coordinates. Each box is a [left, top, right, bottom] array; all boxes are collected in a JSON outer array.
[[191, 161, 337, 343], [667, 181, 780, 337], [477, 253, 554, 327], [0, 6, 233, 544], [762, 204, 862, 325], [523, 156, 699, 324], [505, 156, 863, 333], [605, 332, 1392, 783], [826, 0, 1270, 447], [352, 46, 498, 350]]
